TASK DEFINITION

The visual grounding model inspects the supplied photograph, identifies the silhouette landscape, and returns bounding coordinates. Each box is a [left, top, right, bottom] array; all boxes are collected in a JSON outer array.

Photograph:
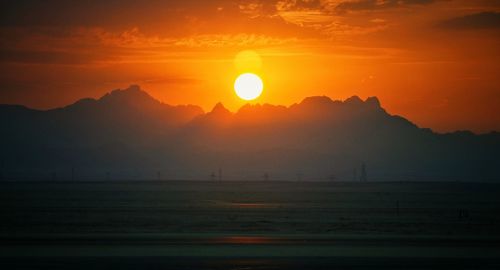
[[2, 85, 499, 182], [1, 1, 500, 269]]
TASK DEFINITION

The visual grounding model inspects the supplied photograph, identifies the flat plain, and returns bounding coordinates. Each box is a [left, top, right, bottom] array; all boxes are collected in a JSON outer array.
[[1, 181, 500, 269]]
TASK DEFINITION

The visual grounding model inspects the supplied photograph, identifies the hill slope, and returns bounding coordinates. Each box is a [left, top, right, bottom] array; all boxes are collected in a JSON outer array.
[[0, 85, 498, 181]]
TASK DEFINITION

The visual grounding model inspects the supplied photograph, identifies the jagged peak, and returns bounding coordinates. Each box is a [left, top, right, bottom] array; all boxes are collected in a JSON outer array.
[[300, 95, 334, 106], [210, 102, 232, 115], [103, 85, 145, 97], [237, 103, 261, 112], [173, 104, 205, 114], [236, 103, 288, 117], [365, 96, 381, 108], [98, 85, 159, 105], [125, 84, 141, 91], [69, 97, 97, 107], [344, 95, 363, 105]]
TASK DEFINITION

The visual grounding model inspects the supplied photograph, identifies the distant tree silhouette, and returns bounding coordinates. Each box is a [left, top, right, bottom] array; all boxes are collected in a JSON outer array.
[[360, 162, 367, 182], [329, 174, 336, 181], [210, 171, 216, 181], [263, 172, 269, 181]]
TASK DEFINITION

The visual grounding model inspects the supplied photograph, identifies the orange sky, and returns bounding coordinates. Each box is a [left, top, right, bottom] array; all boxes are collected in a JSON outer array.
[[1, 0, 500, 133]]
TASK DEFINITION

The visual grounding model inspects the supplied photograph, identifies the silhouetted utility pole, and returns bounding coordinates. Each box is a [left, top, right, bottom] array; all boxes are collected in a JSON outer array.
[[0, 160, 4, 181], [360, 162, 367, 182], [218, 168, 222, 181]]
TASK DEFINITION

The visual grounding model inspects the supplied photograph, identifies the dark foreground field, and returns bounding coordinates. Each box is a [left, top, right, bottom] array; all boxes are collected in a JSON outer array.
[[1, 181, 500, 269]]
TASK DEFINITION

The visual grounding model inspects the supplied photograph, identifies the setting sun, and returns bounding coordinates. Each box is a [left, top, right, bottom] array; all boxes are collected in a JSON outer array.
[[2, 2, 500, 268], [234, 73, 263, 101]]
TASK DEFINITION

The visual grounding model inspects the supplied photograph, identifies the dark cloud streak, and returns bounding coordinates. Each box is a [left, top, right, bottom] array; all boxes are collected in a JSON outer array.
[[335, 0, 436, 13], [0, 49, 116, 65], [438, 12, 500, 30]]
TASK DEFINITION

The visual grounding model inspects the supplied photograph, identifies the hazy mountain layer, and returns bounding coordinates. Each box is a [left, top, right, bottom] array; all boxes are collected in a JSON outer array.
[[1, 85, 498, 181]]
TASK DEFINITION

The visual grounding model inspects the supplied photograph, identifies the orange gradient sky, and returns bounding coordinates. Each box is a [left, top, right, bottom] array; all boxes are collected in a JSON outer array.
[[1, 0, 500, 132]]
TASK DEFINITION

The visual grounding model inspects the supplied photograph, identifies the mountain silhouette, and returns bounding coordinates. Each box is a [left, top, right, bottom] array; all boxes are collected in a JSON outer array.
[[0, 85, 498, 181]]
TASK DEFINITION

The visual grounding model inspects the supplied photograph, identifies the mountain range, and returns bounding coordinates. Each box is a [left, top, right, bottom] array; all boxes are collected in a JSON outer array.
[[1, 85, 499, 181]]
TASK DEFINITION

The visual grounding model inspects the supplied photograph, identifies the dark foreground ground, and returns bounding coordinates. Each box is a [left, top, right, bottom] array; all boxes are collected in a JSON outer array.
[[1, 181, 500, 269]]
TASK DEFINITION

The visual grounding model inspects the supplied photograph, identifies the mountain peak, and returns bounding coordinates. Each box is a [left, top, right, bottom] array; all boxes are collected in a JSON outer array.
[[105, 84, 148, 98], [125, 84, 141, 92], [235, 103, 288, 122], [70, 97, 97, 106], [344, 95, 363, 105], [365, 96, 381, 108], [210, 102, 232, 116], [300, 96, 334, 106], [98, 85, 159, 107], [238, 103, 260, 110]]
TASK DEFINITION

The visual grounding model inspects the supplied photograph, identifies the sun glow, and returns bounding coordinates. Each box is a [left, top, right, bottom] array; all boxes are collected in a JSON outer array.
[[234, 50, 262, 72], [234, 73, 263, 101]]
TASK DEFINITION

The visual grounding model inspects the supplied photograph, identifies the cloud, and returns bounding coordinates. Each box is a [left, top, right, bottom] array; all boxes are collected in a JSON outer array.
[[334, 0, 436, 13], [276, 0, 324, 11], [438, 12, 500, 30], [0, 0, 440, 46], [235, 0, 438, 38], [2, 0, 497, 67], [0, 49, 116, 65], [0, 26, 302, 65], [239, 1, 278, 18], [173, 34, 298, 48]]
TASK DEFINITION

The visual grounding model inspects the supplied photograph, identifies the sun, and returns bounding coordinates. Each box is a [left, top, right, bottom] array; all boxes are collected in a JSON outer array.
[[234, 73, 263, 101]]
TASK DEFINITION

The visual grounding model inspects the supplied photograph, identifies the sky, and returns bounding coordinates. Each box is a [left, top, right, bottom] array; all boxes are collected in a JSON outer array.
[[0, 0, 499, 133]]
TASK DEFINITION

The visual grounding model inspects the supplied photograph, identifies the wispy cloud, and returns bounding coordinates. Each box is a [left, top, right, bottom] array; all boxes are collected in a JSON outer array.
[[0, 27, 301, 65]]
